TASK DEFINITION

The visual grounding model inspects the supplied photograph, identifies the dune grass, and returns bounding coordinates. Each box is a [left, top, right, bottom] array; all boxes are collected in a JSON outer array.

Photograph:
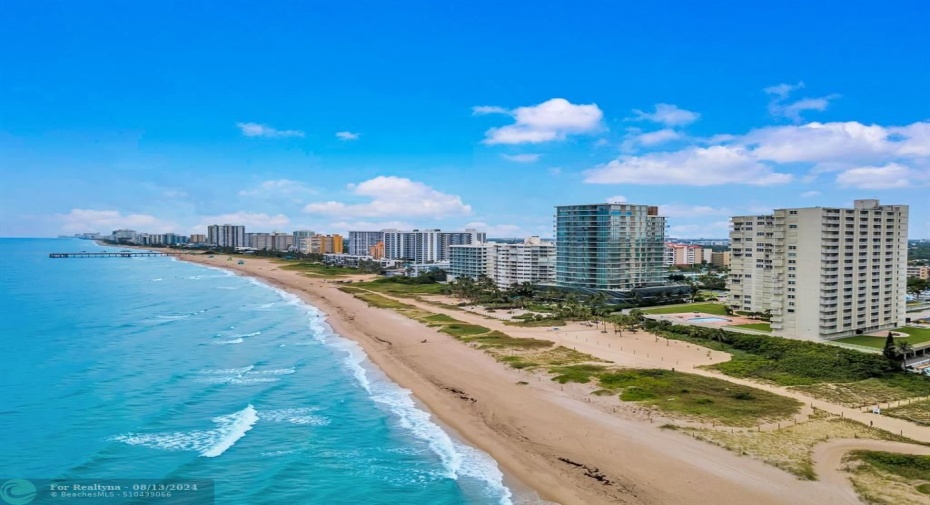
[[791, 377, 930, 408], [679, 410, 916, 479], [597, 369, 801, 427], [350, 279, 447, 297], [279, 261, 352, 277], [845, 451, 930, 505], [884, 399, 930, 425]]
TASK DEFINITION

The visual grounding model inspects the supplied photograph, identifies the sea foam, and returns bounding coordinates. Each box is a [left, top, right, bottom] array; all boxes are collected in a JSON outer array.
[[111, 404, 258, 458]]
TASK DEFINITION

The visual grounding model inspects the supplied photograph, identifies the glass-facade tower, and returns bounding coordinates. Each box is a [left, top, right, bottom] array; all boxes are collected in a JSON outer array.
[[555, 204, 667, 289]]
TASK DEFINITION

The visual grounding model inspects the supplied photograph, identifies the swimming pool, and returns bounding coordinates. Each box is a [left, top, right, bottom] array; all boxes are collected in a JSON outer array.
[[688, 316, 729, 323]]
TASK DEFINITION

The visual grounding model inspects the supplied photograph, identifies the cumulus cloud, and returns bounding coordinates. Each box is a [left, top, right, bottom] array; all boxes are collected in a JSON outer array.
[[606, 195, 628, 203], [628, 103, 700, 127], [303, 176, 472, 218], [585, 145, 793, 186], [478, 98, 603, 144], [236, 122, 305, 138], [587, 119, 929, 187], [835, 163, 926, 189], [195, 212, 290, 231], [238, 179, 316, 198], [336, 131, 360, 141], [621, 128, 683, 151], [59, 209, 178, 234], [501, 153, 541, 163], [327, 220, 416, 233]]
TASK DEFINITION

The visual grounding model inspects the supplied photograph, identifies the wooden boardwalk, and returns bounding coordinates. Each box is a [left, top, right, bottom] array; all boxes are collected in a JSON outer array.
[[48, 251, 185, 258]]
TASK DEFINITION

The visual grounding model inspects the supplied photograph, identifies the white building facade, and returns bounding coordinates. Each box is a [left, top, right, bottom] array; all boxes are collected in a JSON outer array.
[[449, 237, 556, 289], [728, 200, 909, 340], [207, 225, 246, 249], [347, 231, 384, 256]]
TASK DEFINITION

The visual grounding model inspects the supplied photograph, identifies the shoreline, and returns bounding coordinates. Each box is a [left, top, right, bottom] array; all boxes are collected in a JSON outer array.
[[166, 251, 918, 505]]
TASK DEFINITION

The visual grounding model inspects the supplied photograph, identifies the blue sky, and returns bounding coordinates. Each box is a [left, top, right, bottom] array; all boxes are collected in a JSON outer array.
[[1, 1, 928, 238]]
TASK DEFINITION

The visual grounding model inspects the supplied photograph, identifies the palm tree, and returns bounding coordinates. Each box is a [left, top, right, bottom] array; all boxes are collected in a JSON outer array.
[[896, 341, 914, 368]]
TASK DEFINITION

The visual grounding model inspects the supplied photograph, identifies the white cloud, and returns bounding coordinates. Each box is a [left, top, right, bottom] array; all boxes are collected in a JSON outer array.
[[548, 167, 562, 176], [479, 98, 604, 144], [236, 122, 305, 138], [195, 212, 290, 232], [501, 153, 541, 163], [763, 81, 805, 100], [238, 179, 316, 198], [629, 103, 700, 127], [744, 121, 926, 164], [606, 195, 628, 203], [763, 82, 838, 122], [800, 190, 821, 197], [835, 163, 927, 189], [659, 204, 732, 217], [591, 119, 930, 187], [336, 131, 360, 141], [59, 209, 178, 234], [464, 221, 523, 237], [303, 176, 472, 218], [584, 145, 792, 186], [621, 128, 683, 151], [327, 220, 416, 233], [472, 105, 509, 115]]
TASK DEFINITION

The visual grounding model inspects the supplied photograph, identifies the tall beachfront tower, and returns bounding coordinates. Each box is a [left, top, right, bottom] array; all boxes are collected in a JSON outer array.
[[207, 224, 246, 248], [728, 199, 909, 340], [555, 203, 667, 290]]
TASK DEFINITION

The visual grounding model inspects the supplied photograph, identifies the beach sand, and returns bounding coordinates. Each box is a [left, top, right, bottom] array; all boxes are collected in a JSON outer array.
[[175, 253, 893, 505]]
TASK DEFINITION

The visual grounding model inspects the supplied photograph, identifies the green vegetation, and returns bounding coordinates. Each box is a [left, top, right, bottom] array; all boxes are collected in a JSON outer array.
[[852, 451, 930, 481], [680, 410, 917, 480], [885, 399, 930, 425], [836, 327, 930, 348], [642, 303, 728, 316], [550, 364, 609, 384], [340, 289, 415, 310], [792, 378, 930, 408], [597, 369, 801, 426], [280, 261, 353, 277], [352, 280, 447, 297], [440, 323, 492, 337], [504, 317, 567, 327], [642, 320, 930, 406], [730, 322, 772, 332], [846, 450, 930, 505]]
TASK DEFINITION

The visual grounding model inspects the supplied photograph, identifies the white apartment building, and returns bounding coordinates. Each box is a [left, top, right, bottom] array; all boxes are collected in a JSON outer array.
[[207, 224, 246, 248], [492, 237, 556, 289], [347, 231, 384, 256], [908, 265, 929, 280], [293, 230, 316, 253], [448, 243, 495, 281], [728, 200, 908, 340], [449, 237, 556, 289], [382, 228, 486, 262]]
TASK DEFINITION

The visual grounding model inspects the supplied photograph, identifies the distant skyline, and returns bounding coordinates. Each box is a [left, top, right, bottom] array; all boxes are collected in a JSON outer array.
[[1, 1, 928, 239]]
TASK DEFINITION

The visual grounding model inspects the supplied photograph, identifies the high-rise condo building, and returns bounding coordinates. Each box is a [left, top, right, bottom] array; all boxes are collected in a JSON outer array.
[[310, 234, 344, 254], [293, 230, 316, 253], [728, 199, 908, 340], [382, 229, 486, 262], [491, 236, 556, 289], [207, 224, 246, 248], [347, 231, 385, 256], [554, 204, 667, 290]]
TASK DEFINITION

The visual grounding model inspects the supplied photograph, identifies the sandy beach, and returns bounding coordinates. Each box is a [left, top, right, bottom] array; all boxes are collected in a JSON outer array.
[[174, 252, 923, 505]]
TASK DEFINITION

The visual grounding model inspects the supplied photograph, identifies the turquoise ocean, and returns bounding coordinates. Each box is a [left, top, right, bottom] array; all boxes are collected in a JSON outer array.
[[0, 238, 530, 504]]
